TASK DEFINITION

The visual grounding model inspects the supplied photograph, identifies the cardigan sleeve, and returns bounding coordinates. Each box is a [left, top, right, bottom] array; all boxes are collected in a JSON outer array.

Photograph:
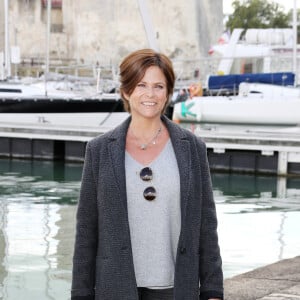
[[71, 142, 98, 299], [197, 139, 224, 300]]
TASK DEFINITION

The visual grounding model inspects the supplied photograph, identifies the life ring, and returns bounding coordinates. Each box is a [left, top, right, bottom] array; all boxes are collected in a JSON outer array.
[[188, 83, 203, 98]]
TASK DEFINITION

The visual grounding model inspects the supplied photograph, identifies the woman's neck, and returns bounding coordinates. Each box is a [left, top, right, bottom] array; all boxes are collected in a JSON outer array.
[[129, 116, 163, 139]]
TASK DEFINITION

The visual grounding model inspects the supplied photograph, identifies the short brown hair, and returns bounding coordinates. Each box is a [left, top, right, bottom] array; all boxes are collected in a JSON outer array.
[[119, 48, 175, 113]]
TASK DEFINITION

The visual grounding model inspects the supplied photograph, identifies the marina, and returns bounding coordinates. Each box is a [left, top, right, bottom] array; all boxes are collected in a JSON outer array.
[[0, 2, 299, 299]]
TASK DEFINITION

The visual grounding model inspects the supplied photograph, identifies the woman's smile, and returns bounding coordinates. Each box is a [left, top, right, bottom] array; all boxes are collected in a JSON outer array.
[[141, 101, 156, 106]]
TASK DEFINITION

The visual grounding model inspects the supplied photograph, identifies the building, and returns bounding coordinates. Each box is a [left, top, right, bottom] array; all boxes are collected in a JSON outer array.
[[0, 0, 223, 78]]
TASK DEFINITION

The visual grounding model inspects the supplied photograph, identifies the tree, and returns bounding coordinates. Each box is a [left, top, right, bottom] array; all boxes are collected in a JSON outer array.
[[226, 0, 290, 34]]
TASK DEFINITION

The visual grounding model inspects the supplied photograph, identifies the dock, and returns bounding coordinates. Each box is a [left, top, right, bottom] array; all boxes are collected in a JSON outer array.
[[225, 256, 300, 300], [0, 113, 300, 176], [190, 123, 300, 176], [0, 113, 129, 161]]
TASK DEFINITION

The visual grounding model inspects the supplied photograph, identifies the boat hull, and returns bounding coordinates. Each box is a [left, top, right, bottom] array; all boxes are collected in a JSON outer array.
[[0, 98, 125, 113], [172, 96, 300, 125]]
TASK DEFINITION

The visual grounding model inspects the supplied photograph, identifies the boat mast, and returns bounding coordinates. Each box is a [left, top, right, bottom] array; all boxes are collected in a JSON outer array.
[[137, 0, 160, 51], [45, 0, 51, 96], [4, 0, 11, 79], [293, 0, 298, 86]]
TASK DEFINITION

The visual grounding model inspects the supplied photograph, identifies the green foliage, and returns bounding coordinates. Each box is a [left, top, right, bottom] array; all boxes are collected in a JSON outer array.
[[226, 0, 290, 34]]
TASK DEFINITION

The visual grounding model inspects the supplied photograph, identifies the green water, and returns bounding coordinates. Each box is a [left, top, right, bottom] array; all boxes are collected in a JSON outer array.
[[0, 158, 300, 299]]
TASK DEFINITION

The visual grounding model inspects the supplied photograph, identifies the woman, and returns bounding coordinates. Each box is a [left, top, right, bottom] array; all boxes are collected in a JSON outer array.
[[71, 49, 223, 300]]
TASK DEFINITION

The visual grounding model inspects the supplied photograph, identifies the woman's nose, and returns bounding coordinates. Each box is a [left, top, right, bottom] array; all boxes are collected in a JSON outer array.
[[145, 86, 155, 97]]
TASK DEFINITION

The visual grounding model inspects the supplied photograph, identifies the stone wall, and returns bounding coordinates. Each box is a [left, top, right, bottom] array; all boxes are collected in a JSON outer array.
[[0, 0, 223, 74]]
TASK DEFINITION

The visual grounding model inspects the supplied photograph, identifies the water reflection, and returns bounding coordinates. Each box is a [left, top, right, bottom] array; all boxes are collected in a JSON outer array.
[[212, 173, 300, 212], [0, 159, 300, 299], [211, 173, 300, 278], [0, 159, 81, 300]]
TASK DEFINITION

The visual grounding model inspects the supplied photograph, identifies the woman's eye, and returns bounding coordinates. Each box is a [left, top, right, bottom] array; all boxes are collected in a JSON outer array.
[[155, 85, 164, 89], [137, 83, 146, 88]]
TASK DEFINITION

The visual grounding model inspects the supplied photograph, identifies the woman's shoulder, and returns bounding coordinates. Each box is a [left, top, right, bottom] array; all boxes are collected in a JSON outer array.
[[86, 131, 118, 156], [165, 117, 206, 148], [183, 128, 206, 150], [89, 130, 112, 144], [87, 117, 130, 150]]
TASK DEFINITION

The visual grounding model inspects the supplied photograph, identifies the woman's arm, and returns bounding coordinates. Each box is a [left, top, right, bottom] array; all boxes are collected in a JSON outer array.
[[71, 142, 99, 299], [197, 140, 224, 300]]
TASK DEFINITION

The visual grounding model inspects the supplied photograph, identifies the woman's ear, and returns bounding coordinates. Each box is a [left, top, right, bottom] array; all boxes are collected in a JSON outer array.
[[124, 93, 130, 101]]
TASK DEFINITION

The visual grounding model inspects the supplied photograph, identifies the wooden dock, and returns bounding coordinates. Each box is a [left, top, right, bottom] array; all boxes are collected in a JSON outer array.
[[0, 113, 300, 176]]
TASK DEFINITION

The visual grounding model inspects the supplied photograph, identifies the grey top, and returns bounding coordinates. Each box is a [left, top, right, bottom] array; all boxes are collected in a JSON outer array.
[[125, 140, 181, 288]]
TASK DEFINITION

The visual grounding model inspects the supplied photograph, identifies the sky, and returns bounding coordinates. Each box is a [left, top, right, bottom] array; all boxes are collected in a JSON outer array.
[[223, 0, 298, 14]]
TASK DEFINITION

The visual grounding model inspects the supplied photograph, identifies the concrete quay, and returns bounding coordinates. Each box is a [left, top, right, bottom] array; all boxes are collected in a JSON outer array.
[[224, 256, 300, 300]]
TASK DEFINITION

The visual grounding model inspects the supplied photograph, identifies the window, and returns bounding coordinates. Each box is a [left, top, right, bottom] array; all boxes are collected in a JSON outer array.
[[41, 0, 63, 33], [41, 0, 62, 9]]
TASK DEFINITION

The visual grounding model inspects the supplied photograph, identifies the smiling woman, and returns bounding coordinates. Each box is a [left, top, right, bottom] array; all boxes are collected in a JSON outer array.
[[71, 49, 224, 300]]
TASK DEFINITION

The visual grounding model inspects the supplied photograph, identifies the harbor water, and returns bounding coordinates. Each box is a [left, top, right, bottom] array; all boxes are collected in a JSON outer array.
[[0, 158, 300, 300]]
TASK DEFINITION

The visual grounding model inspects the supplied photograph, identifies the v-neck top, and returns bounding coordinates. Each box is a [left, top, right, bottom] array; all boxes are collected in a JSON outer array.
[[125, 139, 181, 288]]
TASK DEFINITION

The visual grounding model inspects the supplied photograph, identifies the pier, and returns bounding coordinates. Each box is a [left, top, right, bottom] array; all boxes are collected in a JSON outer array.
[[0, 113, 128, 161], [0, 113, 300, 176], [190, 123, 300, 176]]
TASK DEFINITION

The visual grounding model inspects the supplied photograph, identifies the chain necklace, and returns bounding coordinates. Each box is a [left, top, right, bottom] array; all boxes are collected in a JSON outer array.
[[130, 126, 162, 150]]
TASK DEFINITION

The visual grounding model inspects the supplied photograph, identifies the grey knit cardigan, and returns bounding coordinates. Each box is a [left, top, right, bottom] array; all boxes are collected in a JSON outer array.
[[71, 115, 223, 300]]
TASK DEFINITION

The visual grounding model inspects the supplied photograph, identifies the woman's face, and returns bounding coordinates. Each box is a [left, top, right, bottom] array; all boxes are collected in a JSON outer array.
[[125, 66, 168, 120]]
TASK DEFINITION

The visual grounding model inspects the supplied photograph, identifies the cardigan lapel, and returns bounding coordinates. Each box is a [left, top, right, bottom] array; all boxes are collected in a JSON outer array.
[[107, 117, 139, 297], [108, 117, 131, 213]]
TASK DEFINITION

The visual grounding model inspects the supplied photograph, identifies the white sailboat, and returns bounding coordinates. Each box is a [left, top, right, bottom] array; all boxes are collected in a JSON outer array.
[[172, 82, 300, 125]]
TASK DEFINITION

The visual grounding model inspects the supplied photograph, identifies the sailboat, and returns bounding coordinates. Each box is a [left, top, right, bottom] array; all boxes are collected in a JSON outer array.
[[0, 0, 123, 114], [172, 81, 300, 125]]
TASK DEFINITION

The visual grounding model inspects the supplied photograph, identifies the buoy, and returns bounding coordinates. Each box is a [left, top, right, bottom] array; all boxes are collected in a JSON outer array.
[[188, 83, 203, 98]]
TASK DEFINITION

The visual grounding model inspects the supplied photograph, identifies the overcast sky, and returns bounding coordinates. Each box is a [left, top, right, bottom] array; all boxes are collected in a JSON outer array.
[[223, 0, 298, 14]]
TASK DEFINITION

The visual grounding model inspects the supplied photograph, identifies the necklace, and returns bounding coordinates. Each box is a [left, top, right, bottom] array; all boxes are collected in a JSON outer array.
[[131, 126, 162, 150]]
